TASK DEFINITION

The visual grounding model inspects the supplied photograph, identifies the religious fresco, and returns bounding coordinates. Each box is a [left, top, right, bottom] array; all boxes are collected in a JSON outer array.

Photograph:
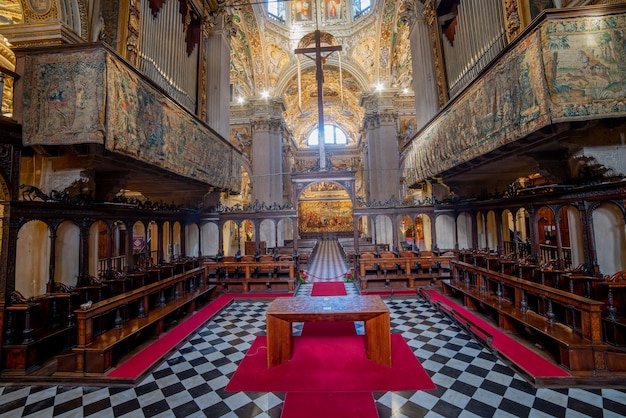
[[404, 30, 550, 184], [324, 0, 342, 21], [542, 13, 626, 121], [21, 49, 107, 146], [106, 54, 241, 191], [298, 200, 353, 233]]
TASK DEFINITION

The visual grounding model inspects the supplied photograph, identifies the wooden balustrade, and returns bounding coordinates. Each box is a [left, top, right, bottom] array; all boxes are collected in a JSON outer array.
[[443, 261, 626, 373]]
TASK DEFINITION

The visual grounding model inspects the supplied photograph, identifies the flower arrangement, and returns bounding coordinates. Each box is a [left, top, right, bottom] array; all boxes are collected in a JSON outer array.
[[344, 268, 355, 283], [298, 270, 308, 284]]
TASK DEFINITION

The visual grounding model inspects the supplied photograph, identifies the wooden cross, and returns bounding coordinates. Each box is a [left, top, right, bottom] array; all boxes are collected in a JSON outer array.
[[295, 30, 342, 170]]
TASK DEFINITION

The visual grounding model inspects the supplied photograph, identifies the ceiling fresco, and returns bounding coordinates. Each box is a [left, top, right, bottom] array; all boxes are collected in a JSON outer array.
[[228, 0, 414, 149]]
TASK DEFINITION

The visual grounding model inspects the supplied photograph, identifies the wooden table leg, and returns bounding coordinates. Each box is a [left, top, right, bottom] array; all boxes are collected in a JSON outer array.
[[266, 314, 292, 367], [364, 312, 392, 367]]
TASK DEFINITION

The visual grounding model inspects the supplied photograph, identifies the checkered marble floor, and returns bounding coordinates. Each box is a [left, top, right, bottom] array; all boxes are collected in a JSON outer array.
[[0, 282, 624, 418]]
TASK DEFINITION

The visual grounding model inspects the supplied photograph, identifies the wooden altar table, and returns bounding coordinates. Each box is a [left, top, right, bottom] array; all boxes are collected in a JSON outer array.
[[265, 295, 391, 367]]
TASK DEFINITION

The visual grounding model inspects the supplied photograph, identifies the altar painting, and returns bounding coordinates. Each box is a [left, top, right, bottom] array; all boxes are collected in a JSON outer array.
[[299, 201, 353, 234]]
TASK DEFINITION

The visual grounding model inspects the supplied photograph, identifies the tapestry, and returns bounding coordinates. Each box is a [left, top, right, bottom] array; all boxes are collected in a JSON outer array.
[[404, 30, 550, 185], [299, 200, 353, 233], [542, 13, 626, 122], [21, 49, 107, 146], [105, 54, 241, 191], [20, 46, 242, 192]]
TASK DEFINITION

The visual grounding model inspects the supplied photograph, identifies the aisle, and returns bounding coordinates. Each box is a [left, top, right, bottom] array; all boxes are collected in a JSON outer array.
[[305, 238, 349, 281]]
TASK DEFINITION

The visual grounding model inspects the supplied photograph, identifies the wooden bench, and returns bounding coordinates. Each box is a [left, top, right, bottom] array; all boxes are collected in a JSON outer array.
[[204, 260, 296, 293], [67, 266, 214, 374], [442, 261, 622, 373], [357, 252, 455, 291], [2, 292, 78, 375]]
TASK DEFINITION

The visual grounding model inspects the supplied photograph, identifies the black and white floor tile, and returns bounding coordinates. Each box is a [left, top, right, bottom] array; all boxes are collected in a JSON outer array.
[[1, 281, 624, 418]]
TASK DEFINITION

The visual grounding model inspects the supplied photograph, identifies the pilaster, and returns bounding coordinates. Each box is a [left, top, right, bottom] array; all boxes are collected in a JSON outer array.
[[360, 91, 401, 202], [249, 98, 286, 206]]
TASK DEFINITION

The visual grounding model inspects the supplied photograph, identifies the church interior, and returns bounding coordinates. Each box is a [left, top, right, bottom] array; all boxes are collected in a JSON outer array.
[[0, 0, 625, 416]]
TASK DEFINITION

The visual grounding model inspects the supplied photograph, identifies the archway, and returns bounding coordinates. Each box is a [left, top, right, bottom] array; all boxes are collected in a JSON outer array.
[[297, 181, 353, 238], [55, 220, 80, 286], [201, 222, 219, 256], [414, 214, 431, 251], [16, 220, 51, 298], [457, 212, 473, 250], [435, 213, 455, 251], [592, 202, 626, 275]]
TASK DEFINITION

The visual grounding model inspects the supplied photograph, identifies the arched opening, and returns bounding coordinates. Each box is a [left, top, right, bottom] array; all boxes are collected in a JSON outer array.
[[414, 214, 431, 251], [457, 212, 473, 250], [16, 220, 51, 298], [561, 205, 584, 268], [399, 214, 413, 250], [185, 222, 199, 257], [476, 212, 486, 249], [201, 222, 219, 256], [537, 206, 557, 263], [592, 202, 626, 275], [297, 181, 353, 238], [260, 219, 276, 251], [435, 213, 455, 251], [485, 211, 497, 251], [55, 220, 80, 287], [374, 215, 392, 251]]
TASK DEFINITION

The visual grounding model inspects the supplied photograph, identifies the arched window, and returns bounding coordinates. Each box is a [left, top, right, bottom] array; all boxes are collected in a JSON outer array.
[[353, 0, 372, 19], [267, 0, 286, 23], [307, 125, 348, 146]]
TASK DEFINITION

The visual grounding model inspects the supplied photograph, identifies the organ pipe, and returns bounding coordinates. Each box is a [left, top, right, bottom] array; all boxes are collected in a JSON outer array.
[[441, 0, 507, 99], [138, 0, 199, 112]]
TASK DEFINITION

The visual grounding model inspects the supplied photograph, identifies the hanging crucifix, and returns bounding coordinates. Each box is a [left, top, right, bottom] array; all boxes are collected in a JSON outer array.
[[295, 29, 342, 170]]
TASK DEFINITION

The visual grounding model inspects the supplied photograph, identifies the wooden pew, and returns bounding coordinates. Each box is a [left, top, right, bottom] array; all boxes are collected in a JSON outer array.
[[204, 260, 296, 293], [67, 266, 215, 374], [442, 261, 621, 373], [357, 252, 455, 291], [2, 291, 78, 375], [599, 270, 626, 347]]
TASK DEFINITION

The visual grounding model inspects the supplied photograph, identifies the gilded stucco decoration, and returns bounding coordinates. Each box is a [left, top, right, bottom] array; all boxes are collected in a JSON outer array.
[[266, 43, 290, 86], [0, 0, 23, 24], [391, 18, 413, 89], [282, 65, 365, 148], [353, 37, 377, 80], [22, 0, 56, 22], [228, 0, 417, 150]]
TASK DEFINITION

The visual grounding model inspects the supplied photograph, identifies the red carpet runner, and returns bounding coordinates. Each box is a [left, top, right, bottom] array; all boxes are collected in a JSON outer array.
[[311, 281, 347, 296], [424, 289, 571, 378], [282, 392, 378, 418]]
